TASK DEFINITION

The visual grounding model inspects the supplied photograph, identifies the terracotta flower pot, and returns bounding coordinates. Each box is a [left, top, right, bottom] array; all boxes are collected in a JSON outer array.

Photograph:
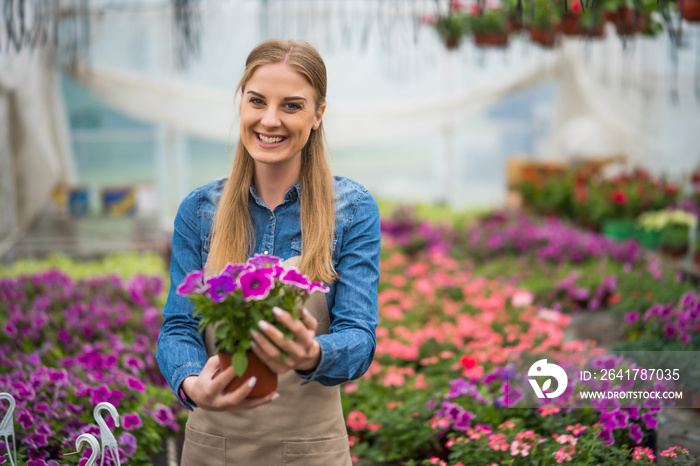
[[584, 23, 606, 39], [444, 37, 460, 49], [613, 7, 644, 36], [560, 15, 583, 36], [473, 31, 509, 47], [677, 0, 700, 22], [508, 17, 524, 32], [529, 27, 557, 47], [218, 351, 278, 398]]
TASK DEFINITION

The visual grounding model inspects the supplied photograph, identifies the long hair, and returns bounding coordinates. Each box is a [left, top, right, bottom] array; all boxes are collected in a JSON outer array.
[[206, 39, 336, 283]]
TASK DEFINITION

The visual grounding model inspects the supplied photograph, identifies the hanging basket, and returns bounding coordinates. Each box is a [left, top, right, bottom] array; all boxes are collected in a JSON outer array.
[[613, 7, 645, 36], [560, 15, 583, 36], [677, 0, 700, 22], [529, 27, 558, 47], [583, 23, 606, 39], [443, 37, 461, 49], [473, 31, 509, 47]]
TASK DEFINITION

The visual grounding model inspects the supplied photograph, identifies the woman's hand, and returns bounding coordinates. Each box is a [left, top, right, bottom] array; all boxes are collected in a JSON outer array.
[[181, 355, 279, 411], [250, 307, 321, 374]]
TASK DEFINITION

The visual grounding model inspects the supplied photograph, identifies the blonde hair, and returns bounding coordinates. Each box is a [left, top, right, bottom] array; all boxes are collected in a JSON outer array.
[[206, 39, 336, 283]]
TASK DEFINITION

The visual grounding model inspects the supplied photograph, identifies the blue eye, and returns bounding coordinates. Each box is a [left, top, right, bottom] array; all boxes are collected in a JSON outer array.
[[250, 98, 264, 105], [285, 103, 302, 110]]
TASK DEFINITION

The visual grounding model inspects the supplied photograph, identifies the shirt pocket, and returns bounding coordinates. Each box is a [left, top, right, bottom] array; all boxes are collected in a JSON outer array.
[[290, 237, 339, 260], [181, 424, 226, 466], [282, 435, 351, 466]]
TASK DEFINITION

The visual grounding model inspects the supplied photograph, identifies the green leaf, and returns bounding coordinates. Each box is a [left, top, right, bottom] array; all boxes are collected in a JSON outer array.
[[232, 350, 248, 376]]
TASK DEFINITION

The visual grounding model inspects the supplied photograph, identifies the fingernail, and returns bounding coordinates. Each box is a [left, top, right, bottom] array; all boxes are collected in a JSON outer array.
[[271, 393, 280, 401], [258, 320, 269, 331], [250, 329, 260, 339], [248, 376, 257, 388], [302, 308, 310, 317], [272, 307, 283, 317]]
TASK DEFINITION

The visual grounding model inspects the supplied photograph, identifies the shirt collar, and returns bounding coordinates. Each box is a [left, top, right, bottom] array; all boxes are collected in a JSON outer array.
[[249, 181, 301, 206]]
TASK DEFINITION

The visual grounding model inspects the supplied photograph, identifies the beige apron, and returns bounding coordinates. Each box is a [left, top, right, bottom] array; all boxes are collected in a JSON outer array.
[[181, 257, 351, 466]]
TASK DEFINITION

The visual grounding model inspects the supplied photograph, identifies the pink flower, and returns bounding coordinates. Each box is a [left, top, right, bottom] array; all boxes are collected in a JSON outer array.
[[554, 445, 575, 463], [632, 446, 655, 462], [238, 269, 274, 301], [205, 274, 238, 302], [279, 268, 311, 290], [176, 269, 205, 295], [122, 413, 142, 430], [347, 411, 367, 431]]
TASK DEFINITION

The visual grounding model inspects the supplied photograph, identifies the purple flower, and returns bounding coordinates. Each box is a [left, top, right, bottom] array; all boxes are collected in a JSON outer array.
[[598, 428, 615, 446], [279, 268, 310, 290], [118, 432, 137, 456], [123, 354, 145, 372], [600, 410, 629, 430], [90, 385, 111, 405], [222, 263, 250, 279], [123, 413, 142, 431], [152, 404, 175, 427], [624, 406, 640, 419], [624, 312, 640, 325], [663, 324, 677, 339], [308, 282, 330, 294], [641, 412, 657, 429], [176, 269, 205, 296], [126, 376, 146, 393], [628, 422, 643, 444], [238, 269, 275, 301], [644, 396, 662, 412], [205, 274, 238, 303], [247, 254, 281, 269]]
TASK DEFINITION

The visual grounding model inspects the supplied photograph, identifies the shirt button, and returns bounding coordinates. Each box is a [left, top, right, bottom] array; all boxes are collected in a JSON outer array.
[[263, 250, 269, 255]]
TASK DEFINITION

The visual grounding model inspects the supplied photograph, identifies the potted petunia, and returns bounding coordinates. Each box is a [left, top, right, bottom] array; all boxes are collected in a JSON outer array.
[[177, 254, 329, 398], [525, 0, 562, 47], [464, 3, 510, 47]]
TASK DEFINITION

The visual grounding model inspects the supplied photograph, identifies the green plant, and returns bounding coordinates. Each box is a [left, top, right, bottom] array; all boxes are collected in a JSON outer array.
[[434, 12, 468, 43], [524, 0, 563, 28], [465, 7, 509, 34]]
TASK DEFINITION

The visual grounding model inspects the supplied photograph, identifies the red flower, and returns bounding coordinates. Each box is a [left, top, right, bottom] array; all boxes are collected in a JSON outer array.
[[691, 171, 700, 183], [460, 355, 477, 369], [575, 187, 587, 203], [571, 0, 582, 14], [665, 183, 678, 195], [420, 14, 437, 25], [612, 190, 627, 204]]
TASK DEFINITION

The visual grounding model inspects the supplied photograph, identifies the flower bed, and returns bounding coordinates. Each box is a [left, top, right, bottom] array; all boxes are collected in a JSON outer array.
[[0, 261, 183, 465]]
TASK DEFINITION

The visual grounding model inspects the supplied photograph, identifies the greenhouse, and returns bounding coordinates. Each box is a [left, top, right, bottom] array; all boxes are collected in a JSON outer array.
[[1, 0, 700, 464]]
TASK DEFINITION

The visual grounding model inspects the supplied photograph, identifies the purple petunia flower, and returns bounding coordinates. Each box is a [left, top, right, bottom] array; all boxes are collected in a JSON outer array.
[[123, 413, 142, 431], [641, 412, 657, 429], [118, 432, 137, 456], [126, 376, 147, 393], [238, 269, 275, 301], [247, 254, 282, 269], [628, 422, 644, 444], [152, 404, 175, 427], [176, 269, 205, 296], [598, 428, 615, 446], [600, 409, 629, 430], [280, 268, 310, 290], [644, 395, 662, 412], [308, 282, 330, 294], [205, 274, 238, 303], [624, 312, 640, 325], [222, 263, 251, 280]]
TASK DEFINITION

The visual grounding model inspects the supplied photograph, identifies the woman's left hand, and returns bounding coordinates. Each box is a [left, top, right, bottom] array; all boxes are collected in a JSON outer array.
[[250, 307, 321, 374]]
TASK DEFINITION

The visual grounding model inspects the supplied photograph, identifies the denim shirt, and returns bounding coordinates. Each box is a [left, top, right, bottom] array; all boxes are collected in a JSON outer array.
[[156, 176, 381, 410]]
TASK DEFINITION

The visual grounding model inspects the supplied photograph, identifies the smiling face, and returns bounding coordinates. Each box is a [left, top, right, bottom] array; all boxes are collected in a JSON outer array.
[[240, 62, 325, 173]]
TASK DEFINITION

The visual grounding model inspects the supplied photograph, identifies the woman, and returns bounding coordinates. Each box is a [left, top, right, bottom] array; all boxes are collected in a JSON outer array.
[[156, 39, 381, 465]]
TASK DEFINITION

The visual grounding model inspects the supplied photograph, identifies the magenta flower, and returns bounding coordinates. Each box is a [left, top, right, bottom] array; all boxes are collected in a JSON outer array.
[[238, 269, 275, 301], [280, 268, 310, 290], [205, 274, 238, 303], [122, 413, 142, 431], [222, 263, 250, 280], [600, 410, 628, 430], [247, 254, 281, 269], [628, 422, 643, 444], [118, 432, 137, 456], [151, 404, 175, 427], [126, 376, 147, 393], [598, 428, 615, 446], [176, 269, 205, 296], [308, 281, 330, 294], [624, 311, 640, 325], [641, 412, 657, 429]]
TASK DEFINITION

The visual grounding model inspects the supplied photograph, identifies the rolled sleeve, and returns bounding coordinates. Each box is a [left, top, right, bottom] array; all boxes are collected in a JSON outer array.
[[296, 189, 381, 386]]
